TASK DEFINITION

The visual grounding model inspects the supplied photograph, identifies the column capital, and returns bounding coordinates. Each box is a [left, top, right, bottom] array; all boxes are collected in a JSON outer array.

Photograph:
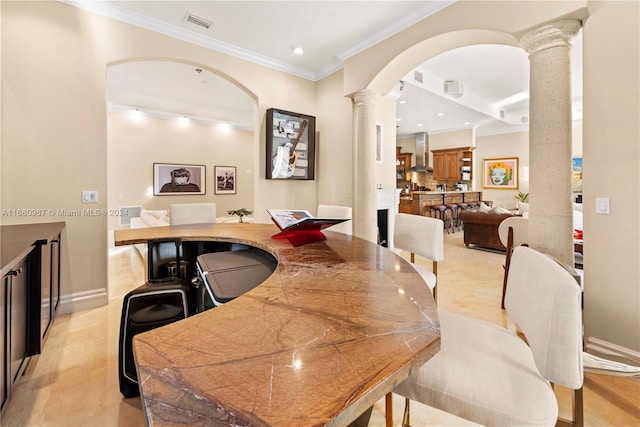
[[520, 19, 581, 55], [351, 89, 381, 106]]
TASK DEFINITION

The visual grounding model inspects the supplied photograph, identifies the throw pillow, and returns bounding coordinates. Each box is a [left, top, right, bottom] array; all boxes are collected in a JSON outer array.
[[479, 202, 492, 212], [492, 206, 511, 214], [141, 208, 167, 223]]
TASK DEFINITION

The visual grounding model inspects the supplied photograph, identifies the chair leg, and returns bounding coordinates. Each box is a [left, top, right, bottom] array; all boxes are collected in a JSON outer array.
[[402, 397, 411, 427], [556, 387, 584, 427], [385, 392, 393, 427], [501, 227, 514, 309], [433, 261, 438, 305]]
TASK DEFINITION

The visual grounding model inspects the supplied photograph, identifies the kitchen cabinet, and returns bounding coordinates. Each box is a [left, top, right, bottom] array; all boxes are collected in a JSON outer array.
[[40, 235, 61, 341], [399, 198, 414, 214], [396, 152, 412, 181], [0, 222, 64, 416], [2, 254, 32, 415], [432, 147, 474, 181]]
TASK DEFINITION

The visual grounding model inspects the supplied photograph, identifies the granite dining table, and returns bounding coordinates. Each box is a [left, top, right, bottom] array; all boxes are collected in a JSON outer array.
[[114, 222, 441, 427]]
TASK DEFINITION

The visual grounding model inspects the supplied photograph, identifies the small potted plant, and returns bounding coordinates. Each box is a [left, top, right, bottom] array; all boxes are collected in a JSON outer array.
[[227, 208, 253, 223], [514, 191, 529, 203]]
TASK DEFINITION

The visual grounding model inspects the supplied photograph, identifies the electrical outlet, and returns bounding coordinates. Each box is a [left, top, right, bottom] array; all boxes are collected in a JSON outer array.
[[82, 191, 98, 203]]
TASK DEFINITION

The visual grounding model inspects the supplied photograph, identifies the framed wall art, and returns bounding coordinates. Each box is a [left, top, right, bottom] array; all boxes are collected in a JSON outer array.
[[214, 166, 236, 195], [153, 163, 205, 195], [266, 108, 316, 180], [482, 157, 519, 189]]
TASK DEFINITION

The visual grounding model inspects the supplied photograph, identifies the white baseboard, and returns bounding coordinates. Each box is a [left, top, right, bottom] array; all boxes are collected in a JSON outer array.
[[585, 337, 640, 365], [58, 288, 107, 316]]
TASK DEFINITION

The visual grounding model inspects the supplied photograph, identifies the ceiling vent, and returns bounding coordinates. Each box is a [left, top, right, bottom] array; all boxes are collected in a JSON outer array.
[[413, 70, 423, 83], [184, 12, 213, 30], [444, 80, 464, 98]]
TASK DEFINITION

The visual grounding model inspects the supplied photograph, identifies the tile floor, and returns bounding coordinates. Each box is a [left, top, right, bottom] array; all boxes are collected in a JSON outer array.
[[2, 231, 639, 426]]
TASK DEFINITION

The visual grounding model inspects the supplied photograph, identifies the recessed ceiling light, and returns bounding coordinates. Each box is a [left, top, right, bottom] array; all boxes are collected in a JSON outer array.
[[417, 123, 423, 127], [464, 121, 471, 125], [437, 113, 444, 117], [399, 100, 407, 104], [396, 118, 402, 121], [292, 46, 304, 55]]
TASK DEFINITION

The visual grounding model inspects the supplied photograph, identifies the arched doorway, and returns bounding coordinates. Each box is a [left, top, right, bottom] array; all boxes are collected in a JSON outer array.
[[106, 59, 256, 298]]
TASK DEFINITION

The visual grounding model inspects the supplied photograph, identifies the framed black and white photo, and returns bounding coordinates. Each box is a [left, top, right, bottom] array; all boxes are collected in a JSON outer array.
[[214, 166, 236, 195], [153, 163, 205, 195], [266, 108, 316, 180]]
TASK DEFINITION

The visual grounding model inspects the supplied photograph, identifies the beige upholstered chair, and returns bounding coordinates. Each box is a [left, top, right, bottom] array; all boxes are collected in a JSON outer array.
[[498, 216, 529, 309], [394, 246, 584, 427], [316, 204, 352, 235], [393, 213, 444, 301], [389, 213, 444, 424], [169, 203, 217, 226]]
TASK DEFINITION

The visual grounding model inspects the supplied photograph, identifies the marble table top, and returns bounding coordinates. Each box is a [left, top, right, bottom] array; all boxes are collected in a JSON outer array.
[[114, 223, 440, 426]]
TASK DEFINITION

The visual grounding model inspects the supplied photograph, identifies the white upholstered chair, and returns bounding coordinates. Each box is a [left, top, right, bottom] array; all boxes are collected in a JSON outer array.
[[498, 216, 529, 309], [393, 213, 444, 301], [316, 204, 352, 235], [388, 213, 444, 424], [394, 246, 584, 427], [169, 203, 217, 226]]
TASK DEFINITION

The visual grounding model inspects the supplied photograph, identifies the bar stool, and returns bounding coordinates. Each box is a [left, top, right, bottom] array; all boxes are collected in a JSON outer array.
[[468, 201, 480, 210], [456, 202, 469, 230], [445, 203, 458, 233], [430, 204, 448, 232], [481, 200, 493, 208]]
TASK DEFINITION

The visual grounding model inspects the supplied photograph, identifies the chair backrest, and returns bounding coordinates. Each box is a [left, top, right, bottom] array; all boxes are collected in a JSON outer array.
[[170, 203, 217, 226], [498, 216, 528, 248], [505, 246, 583, 389], [393, 213, 444, 263], [317, 204, 352, 235]]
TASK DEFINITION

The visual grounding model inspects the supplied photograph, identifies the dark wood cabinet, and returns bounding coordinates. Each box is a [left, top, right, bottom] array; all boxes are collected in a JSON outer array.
[[40, 235, 61, 341], [1, 222, 64, 417], [1, 274, 7, 412], [7, 258, 29, 390]]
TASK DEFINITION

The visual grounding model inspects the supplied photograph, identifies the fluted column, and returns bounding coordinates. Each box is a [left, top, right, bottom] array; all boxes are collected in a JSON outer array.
[[521, 19, 581, 266], [351, 89, 380, 243]]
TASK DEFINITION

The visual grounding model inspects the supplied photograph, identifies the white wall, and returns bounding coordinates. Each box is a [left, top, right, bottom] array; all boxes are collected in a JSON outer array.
[[107, 112, 255, 230], [315, 70, 354, 207], [475, 131, 530, 209], [582, 0, 639, 354]]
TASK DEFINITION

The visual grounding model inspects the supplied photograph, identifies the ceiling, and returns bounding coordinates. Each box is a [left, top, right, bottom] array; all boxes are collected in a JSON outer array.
[[70, 0, 583, 138]]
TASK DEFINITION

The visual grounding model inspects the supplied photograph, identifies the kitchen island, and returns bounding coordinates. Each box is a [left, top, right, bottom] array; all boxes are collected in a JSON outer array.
[[399, 191, 482, 216], [114, 223, 440, 427]]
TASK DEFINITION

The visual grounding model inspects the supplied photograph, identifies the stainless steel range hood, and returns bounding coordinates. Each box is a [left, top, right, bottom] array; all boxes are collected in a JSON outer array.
[[411, 132, 432, 172]]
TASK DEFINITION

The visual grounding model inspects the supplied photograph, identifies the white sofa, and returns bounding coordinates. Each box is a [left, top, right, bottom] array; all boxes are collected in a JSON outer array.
[[129, 209, 171, 268]]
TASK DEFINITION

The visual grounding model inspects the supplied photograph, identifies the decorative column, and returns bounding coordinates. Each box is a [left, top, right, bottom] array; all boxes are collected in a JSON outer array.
[[520, 19, 581, 266], [351, 89, 380, 243]]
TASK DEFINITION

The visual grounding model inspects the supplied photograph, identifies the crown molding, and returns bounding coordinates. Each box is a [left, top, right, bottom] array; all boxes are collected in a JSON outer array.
[[61, 0, 455, 82], [60, 0, 317, 80]]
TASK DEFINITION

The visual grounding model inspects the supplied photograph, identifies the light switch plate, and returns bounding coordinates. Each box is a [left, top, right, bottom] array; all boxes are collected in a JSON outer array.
[[82, 191, 98, 204], [595, 197, 610, 214]]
